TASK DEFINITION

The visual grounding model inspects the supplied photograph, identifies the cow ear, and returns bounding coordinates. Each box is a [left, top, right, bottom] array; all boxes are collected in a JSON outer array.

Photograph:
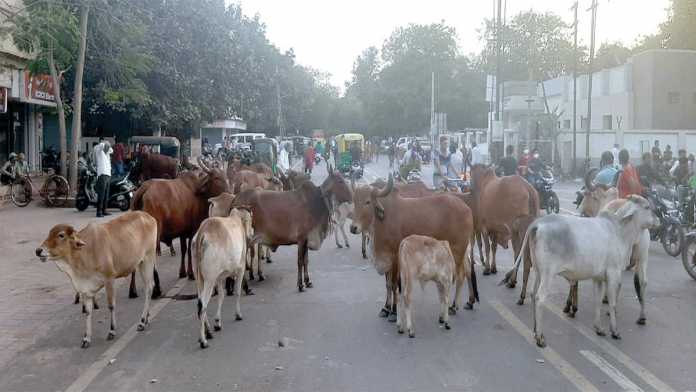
[[71, 234, 86, 249]]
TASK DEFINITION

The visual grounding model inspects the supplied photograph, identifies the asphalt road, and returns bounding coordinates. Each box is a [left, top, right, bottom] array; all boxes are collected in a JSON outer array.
[[1, 158, 695, 392]]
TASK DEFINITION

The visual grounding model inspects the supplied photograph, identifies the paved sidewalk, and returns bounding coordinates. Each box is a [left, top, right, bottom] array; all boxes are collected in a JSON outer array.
[[0, 205, 177, 368]]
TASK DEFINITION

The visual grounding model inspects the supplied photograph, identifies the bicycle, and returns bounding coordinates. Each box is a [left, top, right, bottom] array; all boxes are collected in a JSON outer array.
[[10, 169, 70, 208]]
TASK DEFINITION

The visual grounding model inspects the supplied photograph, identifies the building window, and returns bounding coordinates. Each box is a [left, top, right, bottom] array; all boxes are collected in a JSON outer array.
[[603, 115, 613, 130], [668, 92, 681, 104], [580, 116, 588, 130], [563, 119, 571, 129]]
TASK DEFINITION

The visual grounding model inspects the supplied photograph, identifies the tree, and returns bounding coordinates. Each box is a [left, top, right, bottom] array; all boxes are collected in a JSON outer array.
[[661, 0, 696, 50], [594, 42, 632, 69], [9, 4, 79, 178], [69, 2, 89, 192]]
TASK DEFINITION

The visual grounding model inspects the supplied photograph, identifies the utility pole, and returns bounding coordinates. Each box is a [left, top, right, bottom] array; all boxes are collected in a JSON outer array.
[[276, 66, 284, 138], [495, 0, 502, 123], [585, 0, 599, 162], [571, 1, 578, 175]]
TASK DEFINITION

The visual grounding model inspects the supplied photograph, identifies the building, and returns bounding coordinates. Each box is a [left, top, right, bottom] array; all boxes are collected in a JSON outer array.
[[196, 118, 247, 156], [490, 49, 696, 173], [0, 0, 57, 169]]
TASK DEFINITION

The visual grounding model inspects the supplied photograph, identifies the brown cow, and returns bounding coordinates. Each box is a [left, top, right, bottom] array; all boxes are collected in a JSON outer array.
[[228, 169, 282, 194], [137, 152, 178, 183], [350, 175, 477, 322], [36, 211, 158, 348], [129, 158, 228, 298], [469, 165, 539, 307], [217, 171, 352, 291]]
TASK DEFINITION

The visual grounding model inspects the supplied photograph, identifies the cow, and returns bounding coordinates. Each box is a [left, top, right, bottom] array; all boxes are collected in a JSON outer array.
[[136, 152, 178, 184], [563, 198, 650, 325], [228, 169, 283, 194], [218, 170, 352, 291], [509, 195, 658, 347], [578, 169, 619, 217], [194, 207, 253, 349], [129, 157, 228, 298], [333, 200, 353, 249], [350, 175, 477, 322], [396, 235, 459, 337], [35, 211, 158, 348], [469, 164, 539, 279]]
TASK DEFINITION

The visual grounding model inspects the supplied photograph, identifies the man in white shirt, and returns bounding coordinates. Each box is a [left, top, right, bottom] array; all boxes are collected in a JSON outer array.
[[470, 142, 483, 166], [94, 137, 112, 217]]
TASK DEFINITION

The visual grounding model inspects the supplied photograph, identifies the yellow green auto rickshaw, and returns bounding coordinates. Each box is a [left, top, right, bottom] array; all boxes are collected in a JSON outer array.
[[335, 133, 364, 177]]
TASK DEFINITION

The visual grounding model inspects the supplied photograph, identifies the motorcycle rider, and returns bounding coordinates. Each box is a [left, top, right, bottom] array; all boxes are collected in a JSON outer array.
[[617, 149, 642, 198], [637, 152, 665, 188], [526, 148, 544, 188], [399, 142, 421, 180], [594, 151, 619, 187], [433, 136, 456, 188]]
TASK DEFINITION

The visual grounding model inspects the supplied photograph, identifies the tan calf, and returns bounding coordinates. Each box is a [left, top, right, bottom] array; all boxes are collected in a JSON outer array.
[[397, 235, 461, 337], [36, 211, 158, 348], [194, 208, 253, 349]]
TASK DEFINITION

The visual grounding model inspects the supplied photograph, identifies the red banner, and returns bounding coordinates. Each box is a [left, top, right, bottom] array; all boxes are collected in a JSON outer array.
[[25, 73, 55, 102]]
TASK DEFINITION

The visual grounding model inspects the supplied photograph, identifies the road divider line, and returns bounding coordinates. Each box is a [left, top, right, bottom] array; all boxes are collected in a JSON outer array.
[[580, 350, 644, 392], [65, 279, 189, 392], [489, 300, 599, 392], [545, 303, 675, 392]]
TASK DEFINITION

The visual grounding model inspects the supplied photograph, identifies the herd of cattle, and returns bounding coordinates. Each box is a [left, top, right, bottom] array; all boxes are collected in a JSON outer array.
[[35, 154, 658, 350]]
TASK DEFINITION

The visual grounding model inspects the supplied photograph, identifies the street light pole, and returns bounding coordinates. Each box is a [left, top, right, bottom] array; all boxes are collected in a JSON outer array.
[[585, 0, 599, 163], [571, 1, 578, 175]]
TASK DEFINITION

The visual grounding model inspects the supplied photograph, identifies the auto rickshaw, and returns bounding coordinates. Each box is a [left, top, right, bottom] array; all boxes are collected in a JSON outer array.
[[128, 136, 181, 159], [251, 138, 278, 174], [335, 133, 364, 177]]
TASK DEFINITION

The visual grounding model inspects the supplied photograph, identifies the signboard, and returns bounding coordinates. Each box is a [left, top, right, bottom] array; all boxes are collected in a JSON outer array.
[[25, 73, 55, 102], [0, 88, 7, 114]]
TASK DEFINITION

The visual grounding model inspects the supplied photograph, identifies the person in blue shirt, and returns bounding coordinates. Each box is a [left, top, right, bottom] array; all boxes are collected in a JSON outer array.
[[594, 151, 619, 186]]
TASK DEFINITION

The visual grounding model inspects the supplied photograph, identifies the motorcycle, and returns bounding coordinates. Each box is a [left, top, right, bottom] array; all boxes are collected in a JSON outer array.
[[349, 161, 363, 179], [41, 147, 60, 173], [644, 187, 684, 257], [529, 168, 560, 214], [75, 164, 136, 212]]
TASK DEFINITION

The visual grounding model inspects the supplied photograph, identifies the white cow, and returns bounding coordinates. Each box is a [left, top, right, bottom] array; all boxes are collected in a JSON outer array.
[[194, 206, 253, 349], [511, 195, 658, 348]]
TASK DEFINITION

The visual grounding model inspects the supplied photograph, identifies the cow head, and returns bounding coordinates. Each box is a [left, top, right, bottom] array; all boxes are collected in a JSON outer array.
[[197, 157, 229, 198], [208, 192, 236, 217], [470, 164, 495, 193], [266, 176, 284, 191], [229, 208, 254, 243], [35, 224, 86, 263], [320, 170, 352, 205], [612, 195, 660, 231], [350, 174, 394, 234], [579, 168, 617, 217]]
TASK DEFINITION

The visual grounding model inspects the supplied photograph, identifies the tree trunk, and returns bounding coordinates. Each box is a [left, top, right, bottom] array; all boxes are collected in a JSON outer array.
[[69, 3, 89, 193], [47, 50, 68, 179]]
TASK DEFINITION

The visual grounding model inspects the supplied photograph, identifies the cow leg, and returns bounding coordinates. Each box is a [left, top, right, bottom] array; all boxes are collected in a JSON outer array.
[[593, 279, 607, 337], [517, 248, 532, 305], [532, 271, 547, 348], [361, 233, 367, 259], [152, 268, 162, 299], [137, 254, 155, 332], [635, 268, 647, 325], [234, 271, 244, 321], [74, 292, 80, 304], [297, 242, 305, 292], [490, 237, 498, 274], [187, 237, 194, 280], [106, 281, 116, 340], [248, 245, 256, 281], [607, 275, 621, 340], [388, 269, 399, 322], [225, 277, 234, 296], [335, 222, 343, 248], [198, 279, 215, 349], [476, 231, 485, 265], [341, 223, 350, 248], [450, 261, 464, 314], [81, 294, 94, 348], [257, 245, 265, 281], [128, 271, 138, 298], [214, 279, 226, 331], [482, 232, 492, 275], [437, 280, 451, 330], [403, 282, 413, 338], [303, 243, 312, 288], [379, 274, 391, 318]]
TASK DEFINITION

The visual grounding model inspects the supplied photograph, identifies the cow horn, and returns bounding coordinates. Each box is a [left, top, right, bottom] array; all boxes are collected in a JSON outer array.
[[197, 156, 211, 173], [584, 168, 598, 191], [374, 173, 393, 198]]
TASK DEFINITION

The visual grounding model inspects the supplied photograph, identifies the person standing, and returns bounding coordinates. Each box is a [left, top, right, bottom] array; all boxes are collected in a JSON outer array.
[[279, 143, 290, 173], [113, 142, 125, 176], [498, 145, 518, 176], [303, 143, 315, 175], [651, 140, 661, 164], [611, 143, 620, 169], [450, 143, 464, 176], [470, 142, 483, 166], [617, 149, 642, 198], [94, 138, 112, 217], [433, 136, 453, 188]]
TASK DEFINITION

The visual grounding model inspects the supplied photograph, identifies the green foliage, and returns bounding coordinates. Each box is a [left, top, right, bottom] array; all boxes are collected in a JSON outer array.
[[661, 0, 696, 49]]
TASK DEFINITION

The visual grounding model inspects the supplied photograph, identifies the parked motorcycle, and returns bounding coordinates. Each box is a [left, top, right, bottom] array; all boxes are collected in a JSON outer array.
[[529, 168, 559, 214], [75, 165, 136, 212], [644, 187, 684, 257]]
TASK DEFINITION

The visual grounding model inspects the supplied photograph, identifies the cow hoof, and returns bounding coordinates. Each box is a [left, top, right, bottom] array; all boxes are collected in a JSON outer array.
[[93, 301, 99, 310], [82, 305, 87, 314], [636, 317, 646, 325], [128, 291, 138, 299], [225, 290, 234, 297], [258, 274, 265, 282], [397, 327, 404, 334], [379, 308, 390, 318], [107, 331, 115, 341], [137, 323, 145, 332], [438, 316, 444, 324], [483, 269, 491, 276], [214, 325, 221, 332], [266, 258, 272, 264], [298, 286, 304, 292], [235, 314, 243, 321], [594, 327, 606, 337], [187, 273, 195, 281], [81, 339, 90, 349], [506, 281, 516, 289], [345, 243, 350, 248], [448, 306, 457, 316], [205, 329, 213, 340], [464, 302, 474, 310], [517, 298, 525, 306], [388, 312, 397, 323], [611, 332, 621, 340], [199, 339, 209, 349], [444, 323, 451, 330], [152, 287, 162, 299], [602, 296, 609, 304], [74, 294, 80, 304], [249, 275, 255, 281], [408, 331, 415, 338], [563, 304, 570, 313], [305, 281, 313, 288], [535, 335, 546, 348], [244, 289, 255, 296], [491, 267, 497, 274], [178, 271, 187, 279], [336, 244, 343, 249]]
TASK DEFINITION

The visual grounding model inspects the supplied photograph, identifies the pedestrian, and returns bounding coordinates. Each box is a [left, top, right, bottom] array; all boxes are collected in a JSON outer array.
[[388, 142, 396, 169], [433, 136, 453, 188], [612, 143, 620, 169], [652, 140, 661, 164], [94, 137, 112, 217], [470, 142, 483, 166], [113, 142, 125, 176], [451, 143, 464, 176], [670, 149, 688, 176], [663, 144, 673, 164], [617, 149, 642, 198], [279, 143, 290, 173], [303, 143, 315, 175], [498, 145, 518, 176]]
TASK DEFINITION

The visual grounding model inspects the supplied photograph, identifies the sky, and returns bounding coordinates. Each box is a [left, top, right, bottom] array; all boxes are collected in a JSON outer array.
[[236, 0, 670, 89]]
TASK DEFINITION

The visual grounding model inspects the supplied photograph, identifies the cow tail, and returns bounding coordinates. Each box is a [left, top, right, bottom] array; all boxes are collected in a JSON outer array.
[[500, 225, 533, 286], [467, 242, 479, 302], [195, 233, 205, 320], [131, 183, 147, 211]]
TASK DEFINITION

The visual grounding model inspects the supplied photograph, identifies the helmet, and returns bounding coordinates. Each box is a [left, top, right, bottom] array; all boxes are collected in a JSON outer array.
[[8, 152, 17, 160]]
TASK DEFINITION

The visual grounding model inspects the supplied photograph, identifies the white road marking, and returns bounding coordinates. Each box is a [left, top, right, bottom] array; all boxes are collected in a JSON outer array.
[[560, 207, 578, 216], [65, 279, 188, 392], [489, 300, 599, 392], [580, 350, 644, 392], [545, 303, 675, 392]]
